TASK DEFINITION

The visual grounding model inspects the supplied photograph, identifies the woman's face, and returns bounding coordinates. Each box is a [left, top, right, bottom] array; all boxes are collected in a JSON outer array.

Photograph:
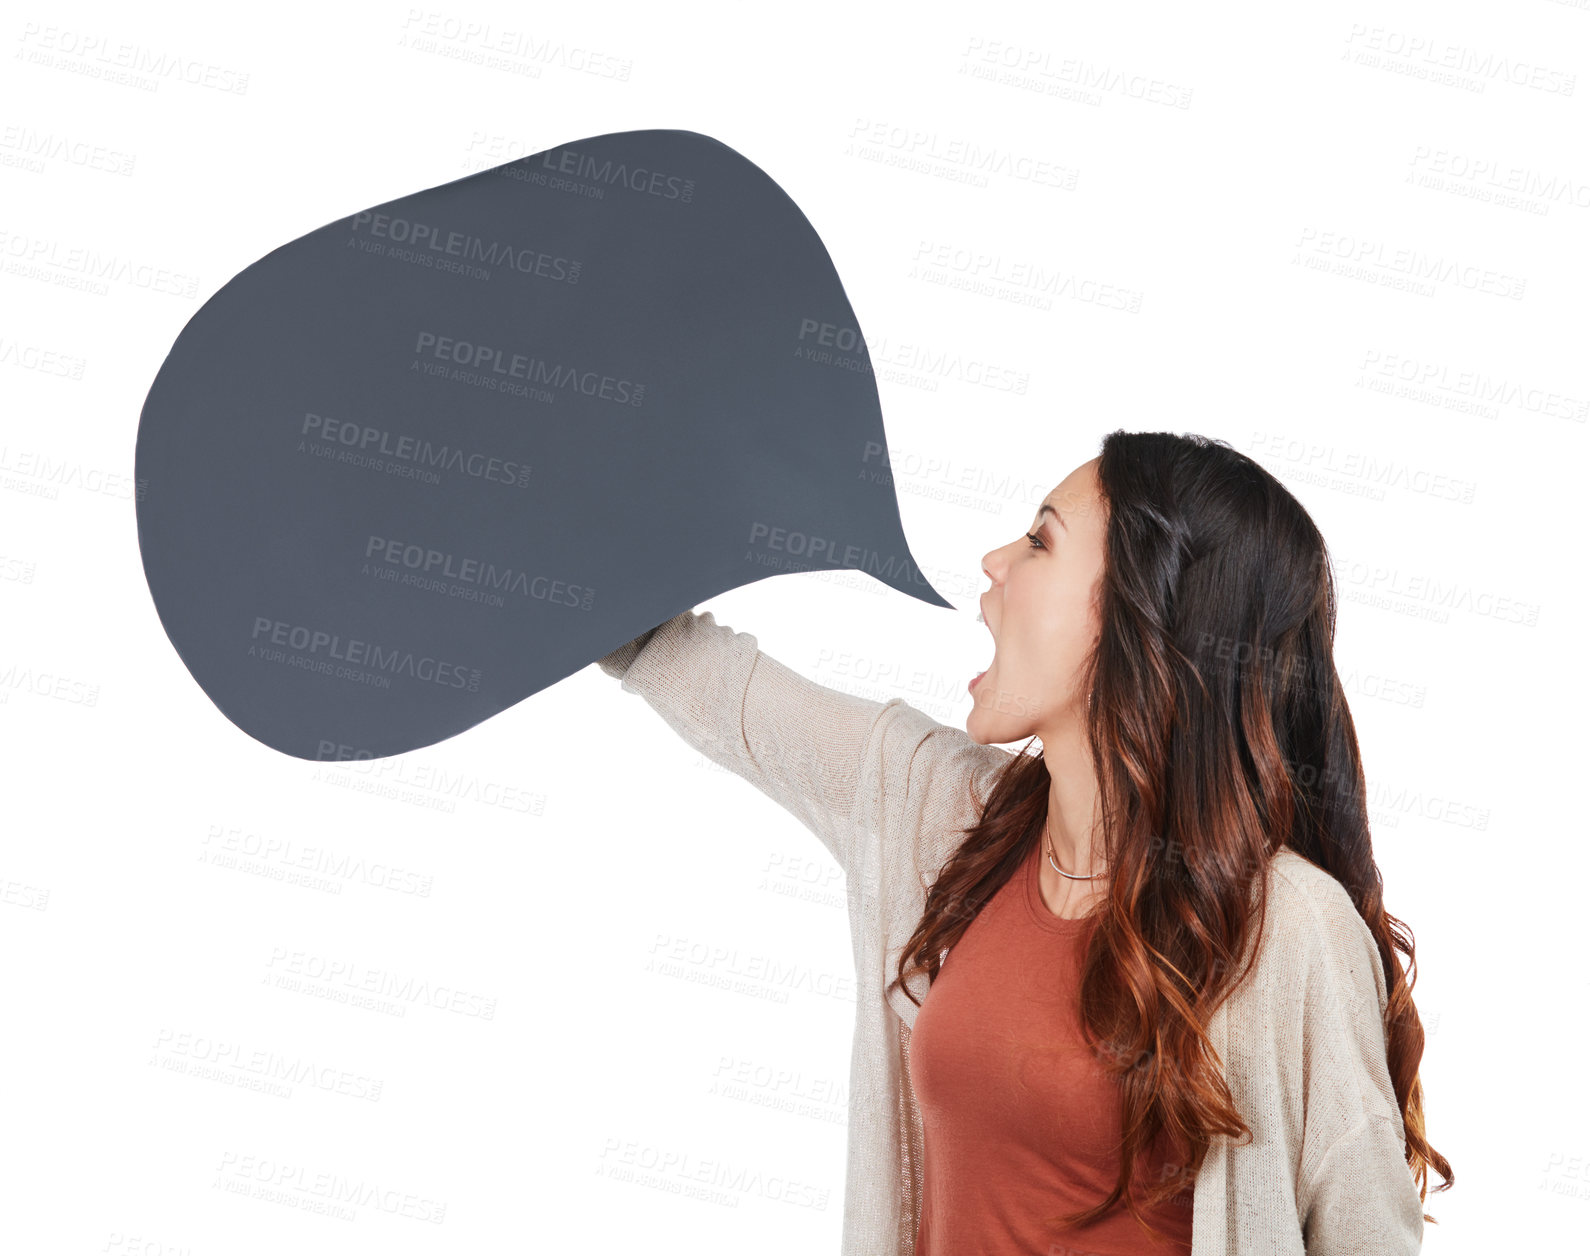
[[967, 457, 1108, 746]]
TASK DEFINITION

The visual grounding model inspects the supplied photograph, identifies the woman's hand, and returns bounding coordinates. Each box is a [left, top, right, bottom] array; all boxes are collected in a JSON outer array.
[[596, 624, 664, 679]]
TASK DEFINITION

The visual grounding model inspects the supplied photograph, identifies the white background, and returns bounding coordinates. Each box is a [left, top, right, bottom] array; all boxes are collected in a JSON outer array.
[[2, 1, 1586, 1252]]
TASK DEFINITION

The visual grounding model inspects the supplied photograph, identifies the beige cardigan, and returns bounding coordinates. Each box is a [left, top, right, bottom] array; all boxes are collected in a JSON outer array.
[[599, 609, 1425, 1255]]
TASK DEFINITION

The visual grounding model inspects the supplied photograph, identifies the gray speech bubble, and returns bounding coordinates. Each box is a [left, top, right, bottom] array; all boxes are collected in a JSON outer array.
[[135, 127, 952, 762]]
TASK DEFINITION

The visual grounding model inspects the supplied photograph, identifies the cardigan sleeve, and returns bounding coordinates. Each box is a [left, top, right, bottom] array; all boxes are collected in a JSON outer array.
[[595, 608, 902, 875], [857, 695, 1015, 880], [1287, 873, 1426, 1254], [1302, 1111, 1425, 1255]]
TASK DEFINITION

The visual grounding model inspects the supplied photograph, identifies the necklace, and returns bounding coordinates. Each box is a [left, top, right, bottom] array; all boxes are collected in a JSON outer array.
[[1044, 819, 1107, 880]]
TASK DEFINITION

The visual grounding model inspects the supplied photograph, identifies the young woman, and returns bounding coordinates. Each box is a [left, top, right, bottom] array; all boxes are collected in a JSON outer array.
[[598, 430, 1450, 1255]]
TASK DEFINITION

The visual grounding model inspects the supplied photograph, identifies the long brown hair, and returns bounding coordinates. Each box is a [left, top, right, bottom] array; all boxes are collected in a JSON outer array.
[[888, 430, 1451, 1242]]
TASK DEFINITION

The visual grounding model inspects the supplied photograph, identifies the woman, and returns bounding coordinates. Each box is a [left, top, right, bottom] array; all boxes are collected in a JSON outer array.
[[598, 430, 1450, 1255]]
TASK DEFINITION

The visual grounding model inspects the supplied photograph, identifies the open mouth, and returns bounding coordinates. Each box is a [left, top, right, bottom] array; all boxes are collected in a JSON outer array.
[[971, 601, 994, 694]]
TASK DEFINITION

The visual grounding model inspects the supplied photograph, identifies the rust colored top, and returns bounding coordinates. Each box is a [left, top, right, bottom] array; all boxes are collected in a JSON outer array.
[[909, 836, 1194, 1255]]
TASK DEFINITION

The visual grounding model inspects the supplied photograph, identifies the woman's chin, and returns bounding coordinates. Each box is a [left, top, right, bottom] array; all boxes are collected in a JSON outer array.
[[964, 701, 995, 745]]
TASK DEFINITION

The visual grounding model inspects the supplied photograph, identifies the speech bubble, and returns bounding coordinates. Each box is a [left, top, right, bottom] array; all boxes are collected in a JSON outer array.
[[135, 127, 952, 762]]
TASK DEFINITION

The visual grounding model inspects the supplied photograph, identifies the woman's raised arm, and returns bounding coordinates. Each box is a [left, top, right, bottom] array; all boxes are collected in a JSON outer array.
[[599, 607, 1012, 888], [597, 604, 985, 877], [597, 608, 901, 874]]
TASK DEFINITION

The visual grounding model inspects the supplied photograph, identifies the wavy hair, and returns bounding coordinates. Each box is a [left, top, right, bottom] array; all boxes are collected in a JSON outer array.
[[887, 430, 1451, 1243]]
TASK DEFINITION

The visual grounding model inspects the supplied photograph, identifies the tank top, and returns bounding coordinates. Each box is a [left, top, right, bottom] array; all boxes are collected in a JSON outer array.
[[909, 837, 1195, 1255]]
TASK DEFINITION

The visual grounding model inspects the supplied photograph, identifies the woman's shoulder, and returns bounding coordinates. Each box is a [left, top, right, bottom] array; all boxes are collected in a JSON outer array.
[[849, 699, 1017, 881], [1266, 847, 1361, 912], [1263, 850, 1377, 950], [1244, 847, 1390, 1015], [873, 698, 1017, 815]]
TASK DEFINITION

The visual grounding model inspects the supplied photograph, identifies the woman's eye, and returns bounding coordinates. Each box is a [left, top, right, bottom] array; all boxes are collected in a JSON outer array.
[[1025, 531, 1044, 549]]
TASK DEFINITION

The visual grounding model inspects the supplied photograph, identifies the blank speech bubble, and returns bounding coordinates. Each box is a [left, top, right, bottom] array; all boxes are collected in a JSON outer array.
[[135, 128, 952, 761]]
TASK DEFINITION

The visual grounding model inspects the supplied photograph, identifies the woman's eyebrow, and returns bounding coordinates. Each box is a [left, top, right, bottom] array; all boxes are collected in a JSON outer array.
[[1037, 502, 1068, 531]]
